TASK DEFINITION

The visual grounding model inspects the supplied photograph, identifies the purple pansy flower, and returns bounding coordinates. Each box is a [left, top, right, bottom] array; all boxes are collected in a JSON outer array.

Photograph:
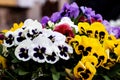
[[108, 26, 120, 38], [41, 16, 50, 27], [80, 6, 103, 23], [60, 2, 79, 18], [50, 12, 61, 22]]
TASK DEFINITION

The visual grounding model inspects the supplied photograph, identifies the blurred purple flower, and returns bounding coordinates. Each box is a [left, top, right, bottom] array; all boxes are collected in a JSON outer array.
[[80, 6, 95, 17], [108, 27, 120, 38], [41, 16, 50, 27], [80, 6, 103, 23], [93, 14, 103, 21], [60, 2, 79, 18], [50, 12, 61, 22], [103, 20, 120, 38]]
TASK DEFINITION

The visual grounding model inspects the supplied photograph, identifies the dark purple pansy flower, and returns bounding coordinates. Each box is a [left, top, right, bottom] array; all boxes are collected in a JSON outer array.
[[41, 16, 50, 27]]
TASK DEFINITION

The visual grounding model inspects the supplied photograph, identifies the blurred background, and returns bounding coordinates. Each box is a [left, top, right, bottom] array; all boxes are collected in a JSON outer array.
[[0, 0, 120, 31]]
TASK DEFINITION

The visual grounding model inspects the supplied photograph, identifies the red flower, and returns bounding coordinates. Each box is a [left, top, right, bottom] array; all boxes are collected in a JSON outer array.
[[54, 23, 74, 37]]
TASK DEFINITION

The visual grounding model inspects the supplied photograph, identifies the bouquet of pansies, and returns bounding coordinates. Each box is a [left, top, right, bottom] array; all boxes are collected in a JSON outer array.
[[0, 2, 120, 80]]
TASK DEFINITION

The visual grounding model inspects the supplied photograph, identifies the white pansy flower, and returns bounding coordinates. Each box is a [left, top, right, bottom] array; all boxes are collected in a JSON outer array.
[[23, 19, 43, 39], [14, 28, 26, 45], [3, 31, 15, 47], [29, 44, 46, 63], [55, 17, 78, 33], [45, 45, 60, 64], [42, 29, 66, 44], [32, 35, 53, 47], [57, 43, 73, 60], [15, 39, 33, 61]]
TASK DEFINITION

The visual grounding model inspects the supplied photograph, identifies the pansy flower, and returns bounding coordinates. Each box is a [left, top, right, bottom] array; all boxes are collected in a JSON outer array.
[[2, 22, 23, 34], [3, 31, 15, 47], [80, 6, 103, 23], [69, 35, 81, 49], [29, 44, 46, 63], [41, 16, 50, 27], [92, 46, 108, 67], [78, 22, 90, 36], [54, 23, 74, 37], [10, 22, 23, 32], [42, 29, 66, 44], [60, 2, 79, 19], [73, 61, 96, 80], [91, 22, 109, 43], [57, 43, 73, 60], [81, 56, 98, 67], [50, 12, 61, 23], [14, 28, 26, 45], [45, 45, 60, 64], [23, 19, 43, 40], [15, 39, 32, 61], [32, 35, 59, 64], [55, 17, 78, 33]]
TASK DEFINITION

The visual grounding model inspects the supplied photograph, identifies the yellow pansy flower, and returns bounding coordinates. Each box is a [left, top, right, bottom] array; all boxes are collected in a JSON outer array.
[[91, 22, 109, 43], [78, 22, 90, 35], [2, 22, 23, 33], [10, 22, 23, 32], [93, 46, 108, 67], [69, 35, 81, 49], [85, 62, 96, 80], [0, 55, 7, 69], [73, 61, 96, 80], [73, 61, 85, 78], [81, 56, 98, 67]]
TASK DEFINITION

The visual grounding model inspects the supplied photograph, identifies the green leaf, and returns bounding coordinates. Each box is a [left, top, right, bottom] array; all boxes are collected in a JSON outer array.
[[18, 69, 29, 75], [50, 65, 60, 80], [11, 58, 21, 63], [52, 72, 60, 80], [102, 75, 111, 80]]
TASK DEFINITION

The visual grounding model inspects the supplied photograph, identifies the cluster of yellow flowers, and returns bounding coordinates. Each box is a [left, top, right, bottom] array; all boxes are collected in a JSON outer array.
[[69, 22, 120, 80]]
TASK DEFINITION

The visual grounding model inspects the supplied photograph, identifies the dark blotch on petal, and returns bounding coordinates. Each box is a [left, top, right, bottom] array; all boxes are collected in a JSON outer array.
[[80, 72, 89, 79], [83, 51, 88, 56], [86, 47, 92, 52], [78, 45, 84, 50], [34, 53, 44, 59], [60, 51, 67, 57], [77, 67, 84, 72]]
